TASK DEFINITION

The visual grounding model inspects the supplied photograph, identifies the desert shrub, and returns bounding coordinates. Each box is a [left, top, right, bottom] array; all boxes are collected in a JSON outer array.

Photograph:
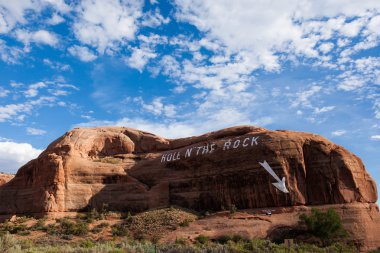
[[195, 234, 209, 244], [0, 222, 28, 235], [300, 208, 348, 246], [91, 222, 109, 234], [111, 223, 129, 237], [61, 234, 74, 241], [174, 237, 188, 245], [327, 242, 357, 253], [231, 234, 245, 242], [80, 239, 95, 248], [31, 217, 48, 231], [179, 219, 191, 227], [0, 233, 21, 253], [215, 235, 232, 244], [13, 216, 30, 224], [225, 239, 292, 253], [293, 242, 356, 253], [229, 204, 237, 214], [129, 208, 196, 241], [47, 218, 88, 236], [120, 240, 155, 253], [16, 230, 30, 236], [121, 211, 133, 221], [85, 204, 110, 223]]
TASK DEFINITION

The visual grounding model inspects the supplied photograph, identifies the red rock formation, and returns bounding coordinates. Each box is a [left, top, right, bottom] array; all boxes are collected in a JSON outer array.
[[0, 126, 377, 214], [0, 173, 14, 186], [0, 126, 378, 250]]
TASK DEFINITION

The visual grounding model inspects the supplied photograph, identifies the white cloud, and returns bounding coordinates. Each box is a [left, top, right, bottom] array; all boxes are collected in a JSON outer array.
[[0, 0, 70, 34], [319, 43, 334, 54], [73, 0, 144, 53], [0, 79, 78, 123], [291, 85, 322, 108], [314, 106, 335, 114], [169, 0, 380, 118], [0, 103, 32, 122], [331, 130, 347, 136], [68, 45, 97, 62], [75, 113, 272, 139], [173, 0, 380, 71], [0, 87, 10, 97], [0, 39, 24, 64], [136, 97, 177, 117], [370, 135, 380, 141], [47, 12, 64, 25], [338, 75, 365, 91], [0, 0, 40, 33], [367, 15, 380, 36], [26, 127, 47, 135], [0, 141, 42, 173], [141, 8, 170, 28], [340, 18, 366, 37], [126, 47, 157, 72], [24, 81, 47, 97], [43, 58, 71, 71], [15, 29, 59, 46], [10, 81, 23, 88]]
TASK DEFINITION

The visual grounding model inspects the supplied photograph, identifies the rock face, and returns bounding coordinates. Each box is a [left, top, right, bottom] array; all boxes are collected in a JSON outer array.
[[0, 126, 379, 250], [0, 173, 14, 186], [0, 126, 377, 214]]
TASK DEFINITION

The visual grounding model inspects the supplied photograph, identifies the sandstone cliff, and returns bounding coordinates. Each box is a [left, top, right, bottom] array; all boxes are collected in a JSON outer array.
[[0, 126, 377, 214], [0, 173, 14, 186]]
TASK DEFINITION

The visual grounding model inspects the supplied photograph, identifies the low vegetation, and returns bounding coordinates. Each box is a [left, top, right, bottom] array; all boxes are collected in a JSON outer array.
[[300, 208, 348, 246], [0, 207, 366, 253], [127, 207, 197, 241], [46, 218, 89, 237], [0, 232, 359, 253]]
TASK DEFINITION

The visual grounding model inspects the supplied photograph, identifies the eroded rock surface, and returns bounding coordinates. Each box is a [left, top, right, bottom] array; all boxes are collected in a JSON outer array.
[[0, 126, 379, 250], [0, 173, 14, 186], [0, 126, 377, 214]]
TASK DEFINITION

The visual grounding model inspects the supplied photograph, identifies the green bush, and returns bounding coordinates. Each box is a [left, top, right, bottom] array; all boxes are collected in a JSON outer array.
[[80, 239, 95, 248], [215, 235, 232, 244], [0, 222, 28, 235], [0, 234, 359, 253], [229, 204, 237, 214], [111, 223, 129, 237], [91, 222, 109, 234], [16, 230, 30, 236], [31, 217, 47, 231], [121, 211, 133, 221], [84, 205, 109, 223], [195, 234, 209, 244], [300, 208, 348, 246], [47, 218, 88, 236]]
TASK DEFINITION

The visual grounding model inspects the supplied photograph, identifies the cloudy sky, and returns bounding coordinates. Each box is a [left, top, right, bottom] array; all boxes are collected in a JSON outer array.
[[0, 0, 379, 186]]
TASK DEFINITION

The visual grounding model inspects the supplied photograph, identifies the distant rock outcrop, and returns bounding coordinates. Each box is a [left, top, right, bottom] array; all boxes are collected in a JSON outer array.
[[0, 126, 378, 250], [0, 173, 14, 186]]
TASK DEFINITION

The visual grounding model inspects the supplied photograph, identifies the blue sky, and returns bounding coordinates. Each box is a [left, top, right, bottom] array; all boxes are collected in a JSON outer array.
[[0, 0, 379, 188]]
